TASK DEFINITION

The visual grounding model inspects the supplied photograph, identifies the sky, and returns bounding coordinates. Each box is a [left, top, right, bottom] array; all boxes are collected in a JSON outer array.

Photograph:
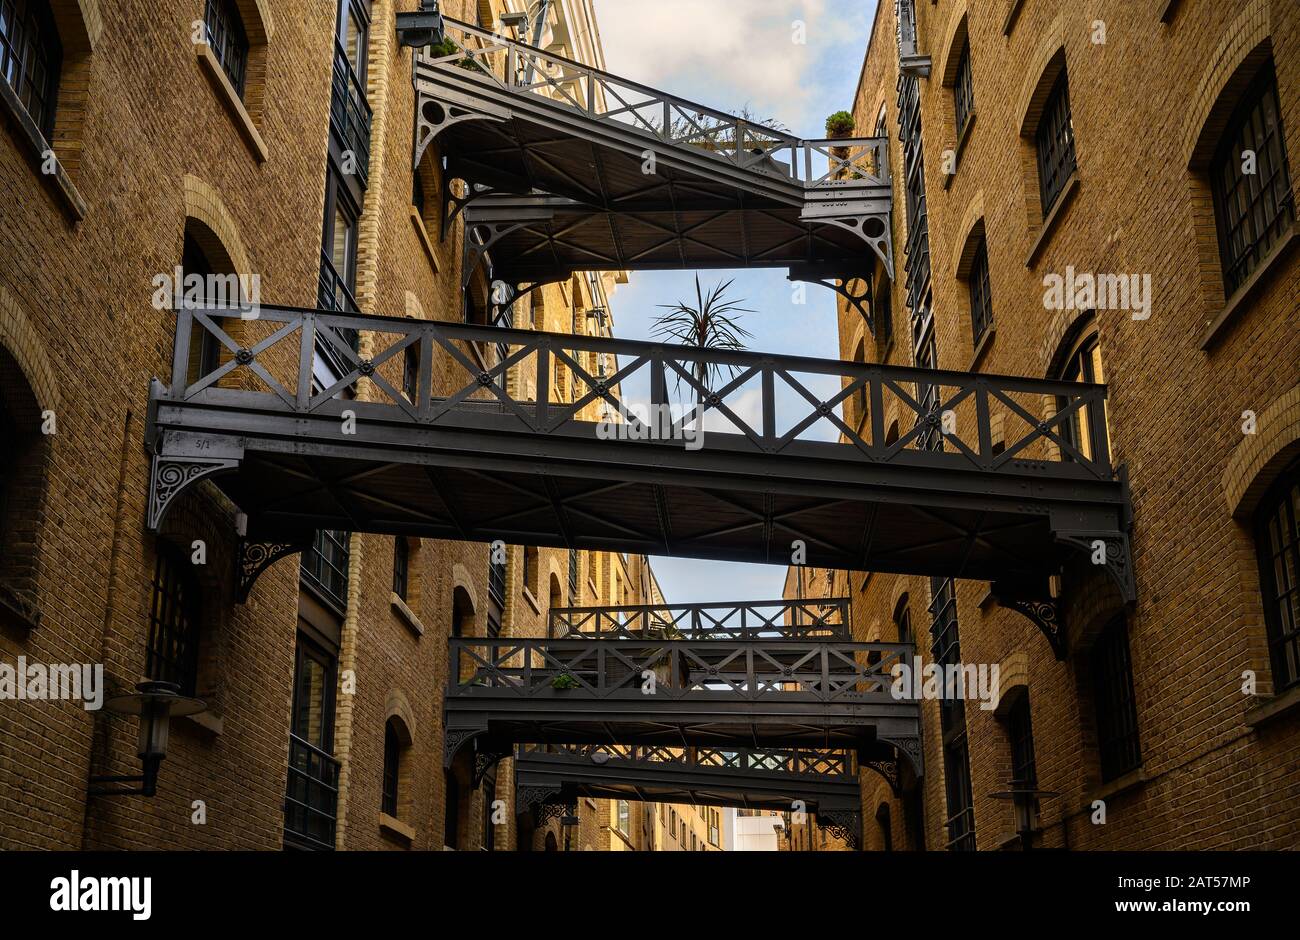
[[589, 0, 879, 604]]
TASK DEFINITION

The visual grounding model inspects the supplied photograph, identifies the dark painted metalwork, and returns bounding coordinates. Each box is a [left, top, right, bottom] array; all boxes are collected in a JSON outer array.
[[330, 40, 373, 187], [235, 532, 313, 603], [895, 0, 931, 77], [147, 304, 1132, 589], [549, 598, 851, 640], [402, 17, 894, 281]]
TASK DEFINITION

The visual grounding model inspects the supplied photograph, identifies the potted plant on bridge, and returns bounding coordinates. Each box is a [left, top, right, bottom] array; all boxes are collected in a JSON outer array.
[[825, 110, 855, 174], [551, 672, 581, 690]]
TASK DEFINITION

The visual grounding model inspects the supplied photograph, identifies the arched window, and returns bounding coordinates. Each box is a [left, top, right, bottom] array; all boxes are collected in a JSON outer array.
[[147, 543, 203, 695], [1210, 62, 1293, 297], [381, 717, 402, 816], [1089, 615, 1141, 782], [1035, 68, 1077, 214], [523, 545, 538, 597], [1053, 325, 1110, 463], [1254, 458, 1300, 691], [0, 0, 62, 140], [966, 239, 992, 346], [203, 0, 249, 99]]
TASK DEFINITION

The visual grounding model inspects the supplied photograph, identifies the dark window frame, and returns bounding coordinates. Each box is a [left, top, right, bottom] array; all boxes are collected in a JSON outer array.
[[1035, 69, 1078, 215], [301, 529, 351, 614], [1090, 616, 1142, 782], [146, 543, 203, 696], [967, 239, 992, 345], [953, 41, 974, 139], [204, 0, 250, 99], [285, 633, 340, 851], [1210, 62, 1294, 297], [1053, 327, 1109, 464], [0, 0, 63, 141], [1254, 458, 1300, 692], [392, 536, 409, 600], [381, 718, 401, 817], [1008, 694, 1037, 789]]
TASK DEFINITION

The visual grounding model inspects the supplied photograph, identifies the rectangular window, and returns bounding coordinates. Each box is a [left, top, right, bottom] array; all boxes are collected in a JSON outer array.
[[381, 721, 399, 816], [0, 0, 63, 140], [616, 800, 630, 836], [147, 547, 202, 695], [285, 634, 340, 851], [1256, 467, 1300, 690], [301, 530, 350, 613], [1090, 617, 1142, 782], [204, 0, 249, 98], [898, 70, 931, 317], [967, 240, 992, 344], [931, 577, 975, 850], [1036, 70, 1078, 214], [392, 537, 409, 600], [953, 42, 974, 138], [1211, 64, 1294, 296]]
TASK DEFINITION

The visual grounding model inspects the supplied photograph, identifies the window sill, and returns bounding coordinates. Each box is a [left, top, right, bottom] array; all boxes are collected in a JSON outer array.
[[0, 76, 86, 221], [184, 710, 224, 736], [1003, 0, 1028, 35], [968, 325, 995, 372], [1025, 172, 1080, 268], [1157, 0, 1181, 24], [942, 111, 977, 191], [379, 812, 415, 845], [390, 592, 425, 637], [1199, 223, 1297, 350], [411, 208, 441, 273], [1244, 684, 1300, 728], [523, 586, 541, 615], [196, 43, 268, 164], [1085, 766, 1147, 804], [0, 581, 41, 633]]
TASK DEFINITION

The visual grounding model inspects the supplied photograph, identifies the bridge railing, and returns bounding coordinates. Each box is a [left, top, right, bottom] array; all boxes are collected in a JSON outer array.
[[415, 18, 889, 191], [448, 636, 912, 703], [160, 305, 1115, 482], [518, 743, 857, 777], [548, 598, 851, 640]]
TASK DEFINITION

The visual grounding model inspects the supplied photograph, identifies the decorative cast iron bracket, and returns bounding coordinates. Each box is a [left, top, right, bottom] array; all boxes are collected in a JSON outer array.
[[1055, 529, 1136, 604], [473, 742, 511, 789], [146, 452, 241, 533], [861, 756, 902, 797], [991, 577, 1065, 660], [235, 533, 314, 603], [413, 90, 509, 175], [877, 733, 923, 780], [817, 809, 862, 850], [788, 263, 875, 335]]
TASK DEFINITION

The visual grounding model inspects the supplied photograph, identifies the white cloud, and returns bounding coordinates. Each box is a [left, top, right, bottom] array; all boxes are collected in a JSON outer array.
[[592, 0, 835, 121]]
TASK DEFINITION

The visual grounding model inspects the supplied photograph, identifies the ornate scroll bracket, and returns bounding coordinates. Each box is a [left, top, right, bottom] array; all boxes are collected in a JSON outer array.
[[413, 90, 508, 173], [473, 743, 510, 789], [861, 757, 902, 797], [146, 454, 240, 533], [462, 220, 533, 289], [816, 809, 862, 850], [877, 733, 923, 780], [788, 264, 875, 335], [800, 202, 894, 278], [441, 177, 497, 241], [235, 534, 313, 604], [991, 578, 1066, 660], [1055, 529, 1136, 604], [443, 728, 480, 769]]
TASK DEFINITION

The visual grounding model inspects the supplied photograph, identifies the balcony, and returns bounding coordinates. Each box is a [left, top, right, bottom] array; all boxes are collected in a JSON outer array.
[[398, 16, 894, 285], [146, 305, 1133, 614], [284, 734, 340, 851], [549, 597, 852, 641], [330, 41, 373, 188]]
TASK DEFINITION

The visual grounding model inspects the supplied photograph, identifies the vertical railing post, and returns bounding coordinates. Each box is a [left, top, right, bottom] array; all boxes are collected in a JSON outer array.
[[171, 307, 193, 397], [1087, 387, 1111, 474], [536, 338, 551, 431], [597, 643, 605, 694], [870, 368, 886, 456], [761, 364, 776, 447], [296, 312, 316, 410], [975, 380, 992, 469], [416, 320, 434, 421]]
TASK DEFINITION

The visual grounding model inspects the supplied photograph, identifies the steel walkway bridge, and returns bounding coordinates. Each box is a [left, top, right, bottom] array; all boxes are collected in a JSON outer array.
[[147, 305, 1132, 660], [514, 744, 866, 848], [395, 10, 892, 327]]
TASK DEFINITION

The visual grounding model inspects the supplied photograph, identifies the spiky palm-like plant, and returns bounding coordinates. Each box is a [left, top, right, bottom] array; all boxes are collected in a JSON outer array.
[[652, 275, 754, 396]]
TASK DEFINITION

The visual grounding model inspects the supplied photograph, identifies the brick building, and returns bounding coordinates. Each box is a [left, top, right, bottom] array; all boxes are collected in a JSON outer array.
[[795, 0, 1299, 850], [0, 0, 687, 853]]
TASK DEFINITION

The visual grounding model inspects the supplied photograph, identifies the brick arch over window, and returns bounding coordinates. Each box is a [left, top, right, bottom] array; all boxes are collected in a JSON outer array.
[[385, 689, 417, 746], [1039, 306, 1096, 378], [42, 0, 101, 181], [1014, 19, 1066, 140], [182, 175, 253, 278], [1180, 0, 1272, 169], [949, 191, 985, 279], [936, 3, 969, 89], [227, 0, 274, 127], [1222, 384, 1300, 518]]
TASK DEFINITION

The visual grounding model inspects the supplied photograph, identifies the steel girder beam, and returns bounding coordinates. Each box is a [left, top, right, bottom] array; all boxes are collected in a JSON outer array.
[[548, 597, 852, 640]]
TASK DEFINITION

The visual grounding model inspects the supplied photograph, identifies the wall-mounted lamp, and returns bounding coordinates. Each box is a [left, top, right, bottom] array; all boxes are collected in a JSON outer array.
[[989, 784, 1059, 851], [89, 681, 206, 797]]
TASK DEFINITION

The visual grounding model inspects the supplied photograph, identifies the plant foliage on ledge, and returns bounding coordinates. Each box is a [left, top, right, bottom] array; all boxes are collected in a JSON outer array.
[[825, 110, 855, 137], [428, 36, 484, 72], [551, 672, 581, 690]]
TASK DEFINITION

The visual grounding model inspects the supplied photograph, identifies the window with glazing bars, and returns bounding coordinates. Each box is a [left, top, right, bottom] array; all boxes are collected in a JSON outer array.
[[953, 42, 974, 138], [1255, 460, 1300, 691], [942, 732, 976, 850], [1008, 695, 1037, 788], [568, 548, 579, 598], [0, 0, 62, 141], [381, 719, 400, 816], [931, 577, 975, 850], [898, 72, 931, 314], [146, 545, 202, 695], [302, 530, 350, 611], [1035, 70, 1077, 214], [1090, 617, 1141, 782], [1211, 64, 1294, 296], [967, 240, 992, 344], [392, 537, 409, 600], [204, 0, 249, 98]]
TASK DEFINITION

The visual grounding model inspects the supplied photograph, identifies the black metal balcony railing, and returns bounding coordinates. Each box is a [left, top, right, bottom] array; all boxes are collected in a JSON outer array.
[[549, 598, 852, 641], [316, 251, 361, 382], [163, 306, 1115, 479], [415, 18, 890, 194], [330, 41, 373, 187], [448, 636, 911, 703], [284, 733, 341, 851], [518, 743, 857, 778]]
